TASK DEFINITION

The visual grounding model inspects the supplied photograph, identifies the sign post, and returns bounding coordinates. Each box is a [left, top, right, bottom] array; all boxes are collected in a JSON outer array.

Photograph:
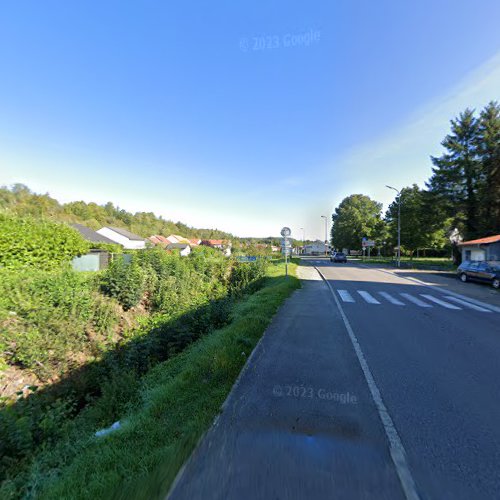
[[280, 227, 291, 277]]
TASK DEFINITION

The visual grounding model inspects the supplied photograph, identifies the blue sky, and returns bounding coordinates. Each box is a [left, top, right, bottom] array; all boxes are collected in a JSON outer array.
[[1, 1, 499, 239]]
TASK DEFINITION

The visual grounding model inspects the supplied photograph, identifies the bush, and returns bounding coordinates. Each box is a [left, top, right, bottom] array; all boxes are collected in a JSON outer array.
[[0, 214, 90, 270], [100, 257, 148, 310], [0, 269, 98, 379], [229, 259, 268, 294]]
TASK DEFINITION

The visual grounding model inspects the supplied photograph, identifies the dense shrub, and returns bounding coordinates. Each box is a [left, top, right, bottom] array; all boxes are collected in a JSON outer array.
[[100, 256, 148, 310], [0, 214, 90, 270], [0, 247, 273, 492], [0, 269, 104, 379], [229, 258, 268, 294]]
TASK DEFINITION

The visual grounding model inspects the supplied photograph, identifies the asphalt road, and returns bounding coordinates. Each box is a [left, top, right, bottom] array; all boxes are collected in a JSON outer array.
[[168, 259, 500, 500]]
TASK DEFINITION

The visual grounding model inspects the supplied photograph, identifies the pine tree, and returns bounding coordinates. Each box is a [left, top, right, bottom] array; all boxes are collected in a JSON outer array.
[[428, 109, 480, 239], [476, 101, 500, 235]]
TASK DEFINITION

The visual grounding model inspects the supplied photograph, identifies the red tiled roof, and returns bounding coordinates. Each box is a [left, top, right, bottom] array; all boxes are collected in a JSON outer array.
[[459, 235, 500, 246], [156, 235, 171, 243]]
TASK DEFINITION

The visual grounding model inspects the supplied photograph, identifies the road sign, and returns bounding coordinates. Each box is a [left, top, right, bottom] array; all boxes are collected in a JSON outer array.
[[281, 238, 291, 247], [236, 256, 257, 262], [281, 227, 291, 237], [362, 240, 375, 247]]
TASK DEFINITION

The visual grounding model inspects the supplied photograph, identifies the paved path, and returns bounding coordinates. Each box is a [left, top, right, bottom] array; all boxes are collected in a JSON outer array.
[[169, 265, 405, 499]]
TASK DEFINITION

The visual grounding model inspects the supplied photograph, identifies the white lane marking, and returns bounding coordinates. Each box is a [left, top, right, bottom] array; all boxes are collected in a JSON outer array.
[[316, 268, 421, 500], [420, 294, 461, 310], [338, 290, 355, 303], [442, 296, 491, 312], [359, 265, 500, 313], [358, 290, 381, 304], [400, 293, 432, 308], [379, 291, 405, 305]]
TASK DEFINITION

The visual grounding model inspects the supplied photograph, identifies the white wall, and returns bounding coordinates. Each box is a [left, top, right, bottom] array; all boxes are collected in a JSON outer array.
[[462, 246, 486, 261], [180, 246, 191, 257], [96, 228, 146, 250]]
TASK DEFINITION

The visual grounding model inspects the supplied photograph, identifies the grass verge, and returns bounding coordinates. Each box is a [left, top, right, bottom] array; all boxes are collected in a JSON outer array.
[[13, 261, 300, 500]]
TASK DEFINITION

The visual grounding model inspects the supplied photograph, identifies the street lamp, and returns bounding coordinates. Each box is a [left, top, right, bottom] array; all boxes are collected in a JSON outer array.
[[386, 185, 401, 268], [321, 215, 328, 256], [299, 227, 305, 255]]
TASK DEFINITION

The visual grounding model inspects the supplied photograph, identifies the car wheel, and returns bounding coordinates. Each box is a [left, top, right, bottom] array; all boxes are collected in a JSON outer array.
[[460, 273, 468, 283], [493, 279, 500, 289]]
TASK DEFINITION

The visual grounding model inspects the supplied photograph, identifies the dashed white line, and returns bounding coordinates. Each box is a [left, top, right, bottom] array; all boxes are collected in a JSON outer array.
[[420, 294, 461, 310], [358, 290, 381, 304], [337, 290, 355, 303], [379, 291, 405, 306], [400, 293, 432, 308]]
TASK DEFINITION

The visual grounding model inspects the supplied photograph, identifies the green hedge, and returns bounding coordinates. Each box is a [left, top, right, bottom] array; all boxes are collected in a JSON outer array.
[[0, 214, 90, 270]]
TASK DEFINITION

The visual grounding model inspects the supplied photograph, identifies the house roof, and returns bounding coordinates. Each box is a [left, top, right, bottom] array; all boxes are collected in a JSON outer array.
[[167, 242, 191, 250], [167, 234, 191, 244], [104, 227, 145, 241], [202, 239, 224, 246], [70, 223, 118, 245], [149, 235, 171, 245], [188, 238, 201, 245], [458, 235, 500, 246]]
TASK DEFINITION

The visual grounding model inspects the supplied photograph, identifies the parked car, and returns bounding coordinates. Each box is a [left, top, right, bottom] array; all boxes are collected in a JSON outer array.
[[330, 251, 347, 263], [457, 261, 500, 289]]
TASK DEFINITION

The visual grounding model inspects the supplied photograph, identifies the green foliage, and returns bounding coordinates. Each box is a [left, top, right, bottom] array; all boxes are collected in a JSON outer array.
[[0, 184, 235, 241], [0, 214, 90, 271], [0, 246, 272, 492], [0, 262, 299, 500], [428, 102, 500, 239], [385, 185, 449, 255], [100, 257, 148, 310], [229, 259, 268, 294], [0, 269, 109, 379], [331, 194, 385, 250]]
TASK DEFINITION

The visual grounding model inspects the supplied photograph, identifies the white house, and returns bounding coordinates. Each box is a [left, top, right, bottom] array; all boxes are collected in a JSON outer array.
[[304, 240, 329, 255], [96, 227, 146, 250], [167, 242, 191, 256], [458, 235, 500, 262]]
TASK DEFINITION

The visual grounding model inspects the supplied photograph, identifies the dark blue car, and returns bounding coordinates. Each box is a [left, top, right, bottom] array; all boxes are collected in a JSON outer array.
[[457, 261, 500, 289]]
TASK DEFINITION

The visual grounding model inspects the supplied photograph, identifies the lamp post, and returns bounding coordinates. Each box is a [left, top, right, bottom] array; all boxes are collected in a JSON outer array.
[[386, 185, 401, 268], [300, 227, 305, 255], [321, 215, 328, 256]]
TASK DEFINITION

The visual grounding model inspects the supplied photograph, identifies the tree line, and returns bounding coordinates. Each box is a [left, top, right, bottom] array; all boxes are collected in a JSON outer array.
[[331, 102, 500, 260], [0, 184, 234, 241]]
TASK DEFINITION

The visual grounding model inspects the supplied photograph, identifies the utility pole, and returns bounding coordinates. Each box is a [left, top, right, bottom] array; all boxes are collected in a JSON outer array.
[[300, 227, 305, 255], [321, 215, 328, 256], [386, 185, 401, 268]]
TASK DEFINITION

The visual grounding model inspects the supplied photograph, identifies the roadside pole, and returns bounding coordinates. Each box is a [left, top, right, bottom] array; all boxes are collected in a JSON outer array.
[[281, 227, 291, 278]]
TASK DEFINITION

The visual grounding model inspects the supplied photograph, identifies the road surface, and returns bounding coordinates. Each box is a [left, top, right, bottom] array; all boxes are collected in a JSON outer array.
[[168, 258, 500, 500]]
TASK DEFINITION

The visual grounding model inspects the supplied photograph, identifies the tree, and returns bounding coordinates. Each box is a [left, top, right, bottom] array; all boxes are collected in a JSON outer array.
[[385, 185, 448, 257], [427, 108, 480, 239], [476, 101, 500, 235], [331, 194, 385, 250]]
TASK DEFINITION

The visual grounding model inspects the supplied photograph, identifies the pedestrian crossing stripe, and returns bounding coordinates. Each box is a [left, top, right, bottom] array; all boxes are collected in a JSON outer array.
[[378, 291, 405, 305], [357, 290, 380, 304], [334, 289, 492, 313]]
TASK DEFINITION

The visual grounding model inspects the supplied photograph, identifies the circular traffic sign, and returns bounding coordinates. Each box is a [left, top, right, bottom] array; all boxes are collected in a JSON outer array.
[[281, 227, 291, 237]]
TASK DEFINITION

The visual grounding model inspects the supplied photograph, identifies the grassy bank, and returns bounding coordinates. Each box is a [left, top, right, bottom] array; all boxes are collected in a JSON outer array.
[[2, 261, 299, 499]]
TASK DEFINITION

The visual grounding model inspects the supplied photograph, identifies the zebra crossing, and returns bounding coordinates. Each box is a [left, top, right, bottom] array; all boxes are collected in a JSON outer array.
[[336, 289, 493, 313]]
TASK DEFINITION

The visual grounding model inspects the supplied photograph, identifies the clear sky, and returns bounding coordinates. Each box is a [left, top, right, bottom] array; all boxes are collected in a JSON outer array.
[[1, 1, 499, 240]]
